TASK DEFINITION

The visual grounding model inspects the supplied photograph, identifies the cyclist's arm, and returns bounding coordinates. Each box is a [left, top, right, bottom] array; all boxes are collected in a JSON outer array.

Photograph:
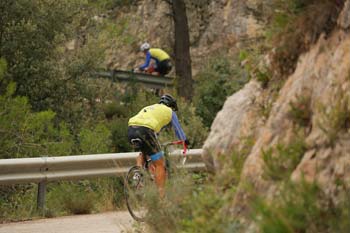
[[171, 112, 187, 141], [139, 51, 151, 70]]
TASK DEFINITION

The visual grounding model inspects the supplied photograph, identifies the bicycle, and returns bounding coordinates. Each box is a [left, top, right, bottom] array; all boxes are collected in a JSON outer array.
[[124, 140, 187, 222]]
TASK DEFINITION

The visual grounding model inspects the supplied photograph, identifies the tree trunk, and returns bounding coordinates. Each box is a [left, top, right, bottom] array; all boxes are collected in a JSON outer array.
[[172, 0, 193, 100]]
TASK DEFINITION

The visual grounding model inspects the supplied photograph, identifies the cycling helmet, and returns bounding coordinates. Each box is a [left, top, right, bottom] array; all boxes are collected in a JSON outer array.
[[140, 42, 150, 52], [159, 94, 178, 111]]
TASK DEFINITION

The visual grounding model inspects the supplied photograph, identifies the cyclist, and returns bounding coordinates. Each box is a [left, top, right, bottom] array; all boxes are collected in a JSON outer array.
[[136, 42, 172, 76], [127, 94, 188, 197]]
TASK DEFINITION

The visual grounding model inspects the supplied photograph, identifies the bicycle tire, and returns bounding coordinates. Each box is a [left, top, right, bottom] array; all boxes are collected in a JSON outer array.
[[124, 166, 151, 222]]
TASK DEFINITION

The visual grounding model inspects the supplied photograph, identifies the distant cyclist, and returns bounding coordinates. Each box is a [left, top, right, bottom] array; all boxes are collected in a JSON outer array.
[[136, 42, 172, 76], [127, 94, 189, 197]]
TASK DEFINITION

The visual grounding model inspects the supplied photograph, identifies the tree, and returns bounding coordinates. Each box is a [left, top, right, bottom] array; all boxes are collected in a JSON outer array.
[[0, 0, 100, 112], [168, 0, 193, 100], [0, 58, 75, 159]]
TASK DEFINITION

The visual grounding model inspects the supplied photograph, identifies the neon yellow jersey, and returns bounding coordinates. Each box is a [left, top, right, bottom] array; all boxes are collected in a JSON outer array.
[[128, 104, 172, 132], [149, 48, 170, 62]]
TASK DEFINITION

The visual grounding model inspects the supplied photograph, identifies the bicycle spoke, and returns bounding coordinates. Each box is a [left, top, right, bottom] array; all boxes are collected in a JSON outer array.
[[124, 166, 152, 222]]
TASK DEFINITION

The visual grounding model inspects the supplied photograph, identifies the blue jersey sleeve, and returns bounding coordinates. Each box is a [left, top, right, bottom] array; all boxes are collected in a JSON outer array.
[[139, 51, 151, 70], [171, 112, 187, 141]]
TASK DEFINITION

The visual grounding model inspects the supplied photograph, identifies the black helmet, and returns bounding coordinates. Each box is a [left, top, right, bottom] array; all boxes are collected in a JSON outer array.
[[159, 94, 178, 111]]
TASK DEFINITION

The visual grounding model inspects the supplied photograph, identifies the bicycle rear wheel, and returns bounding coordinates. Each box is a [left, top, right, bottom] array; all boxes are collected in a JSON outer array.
[[124, 166, 151, 222]]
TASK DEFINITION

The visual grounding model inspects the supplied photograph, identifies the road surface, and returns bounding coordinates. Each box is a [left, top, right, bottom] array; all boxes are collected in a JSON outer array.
[[0, 211, 135, 233]]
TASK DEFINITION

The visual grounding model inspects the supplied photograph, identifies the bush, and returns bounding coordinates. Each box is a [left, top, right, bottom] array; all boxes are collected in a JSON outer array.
[[288, 93, 312, 128], [46, 178, 124, 216], [317, 88, 350, 147], [252, 180, 349, 233], [79, 123, 112, 154], [139, 171, 239, 233], [194, 55, 248, 128], [268, 0, 343, 77], [0, 185, 37, 222], [0, 74, 75, 158], [110, 117, 131, 152], [262, 139, 306, 181]]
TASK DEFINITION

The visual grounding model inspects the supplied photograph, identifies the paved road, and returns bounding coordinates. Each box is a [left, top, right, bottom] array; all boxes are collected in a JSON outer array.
[[0, 212, 134, 233]]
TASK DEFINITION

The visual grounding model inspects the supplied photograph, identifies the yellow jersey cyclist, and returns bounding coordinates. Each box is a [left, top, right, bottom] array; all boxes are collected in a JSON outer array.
[[138, 42, 172, 76], [127, 94, 189, 197]]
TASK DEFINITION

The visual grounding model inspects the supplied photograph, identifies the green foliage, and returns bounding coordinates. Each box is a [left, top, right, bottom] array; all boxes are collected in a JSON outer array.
[[0, 185, 37, 222], [110, 118, 131, 152], [79, 123, 112, 154], [87, 0, 138, 11], [50, 182, 96, 215], [317, 88, 350, 147], [288, 94, 312, 127], [140, 172, 238, 233], [0, 59, 6, 81], [0, 177, 125, 221], [0, 0, 84, 110], [332, 190, 350, 233], [103, 101, 129, 119], [194, 55, 248, 127], [252, 180, 348, 233], [46, 178, 124, 215], [262, 138, 306, 181], [0, 81, 75, 158], [239, 44, 271, 88], [216, 136, 255, 190], [179, 185, 239, 233], [252, 180, 350, 233]]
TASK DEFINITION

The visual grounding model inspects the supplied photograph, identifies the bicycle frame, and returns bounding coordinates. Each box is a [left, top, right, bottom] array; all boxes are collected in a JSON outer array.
[[162, 140, 188, 165], [124, 140, 187, 222]]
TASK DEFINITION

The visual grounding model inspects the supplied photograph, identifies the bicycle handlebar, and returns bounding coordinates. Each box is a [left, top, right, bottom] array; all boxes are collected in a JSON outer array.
[[162, 140, 187, 155]]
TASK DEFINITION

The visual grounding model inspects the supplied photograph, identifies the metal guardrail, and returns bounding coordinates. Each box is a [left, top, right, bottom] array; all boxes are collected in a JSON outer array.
[[94, 69, 175, 89], [0, 149, 204, 185], [0, 149, 204, 211]]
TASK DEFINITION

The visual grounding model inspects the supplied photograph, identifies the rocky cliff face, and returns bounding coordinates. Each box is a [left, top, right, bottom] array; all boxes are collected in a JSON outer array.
[[203, 0, 350, 228], [106, 0, 265, 74]]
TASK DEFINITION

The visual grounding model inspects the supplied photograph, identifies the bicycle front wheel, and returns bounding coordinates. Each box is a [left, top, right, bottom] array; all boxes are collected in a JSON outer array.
[[124, 166, 151, 222]]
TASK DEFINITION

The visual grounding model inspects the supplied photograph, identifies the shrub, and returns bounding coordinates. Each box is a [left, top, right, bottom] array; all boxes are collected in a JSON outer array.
[[317, 88, 350, 147], [0, 185, 37, 222], [109, 117, 131, 152], [140, 171, 239, 233], [268, 0, 343, 77], [262, 139, 306, 181], [194, 55, 248, 128], [252, 180, 349, 233], [47, 181, 96, 215], [216, 136, 255, 190], [239, 46, 271, 88], [288, 94, 312, 128], [46, 177, 124, 216], [79, 123, 112, 154], [0, 76, 75, 158]]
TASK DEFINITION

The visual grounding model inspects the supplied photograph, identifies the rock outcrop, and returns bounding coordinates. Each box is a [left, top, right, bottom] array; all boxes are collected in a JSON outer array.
[[203, 0, 350, 227]]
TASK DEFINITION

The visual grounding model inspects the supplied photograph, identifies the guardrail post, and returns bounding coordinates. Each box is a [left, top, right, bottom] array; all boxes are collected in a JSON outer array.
[[37, 181, 46, 215]]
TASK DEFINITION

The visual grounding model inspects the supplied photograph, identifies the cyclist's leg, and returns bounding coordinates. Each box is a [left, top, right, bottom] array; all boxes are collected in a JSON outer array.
[[151, 155, 166, 197], [142, 129, 166, 197], [156, 60, 171, 76], [136, 152, 144, 167]]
